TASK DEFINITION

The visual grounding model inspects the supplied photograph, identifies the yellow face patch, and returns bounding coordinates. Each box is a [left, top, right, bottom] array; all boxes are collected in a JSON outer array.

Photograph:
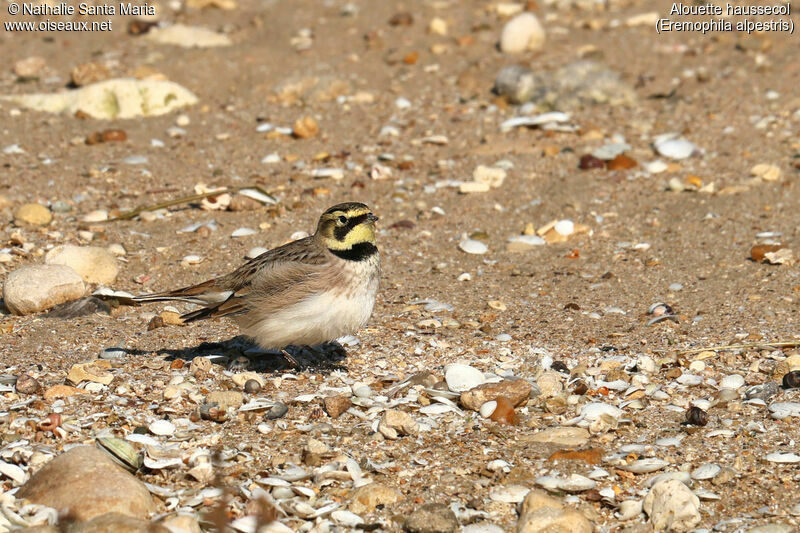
[[317, 206, 377, 250]]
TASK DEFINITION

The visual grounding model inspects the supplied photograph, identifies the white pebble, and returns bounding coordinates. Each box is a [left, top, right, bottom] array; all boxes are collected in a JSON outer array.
[[500, 12, 546, 53], [262, 153, 280, 164], [653, 134, 698, 160], [479, 401, 497, 418], [445, 363, 486, 392], [553, 219, 575, 236], [247, 247, 268, 259], [231, 227, 257, 238], [719, 374, 745, 390], [149, 419, 176, 436], [459, 239, 488, 255], [691, 463, 721, 480]]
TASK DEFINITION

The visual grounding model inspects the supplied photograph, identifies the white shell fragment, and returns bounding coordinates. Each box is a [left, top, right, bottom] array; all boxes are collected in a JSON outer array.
[[148, 419, 176, 436], [653, 134, 698, 160], [691, 463, 721, 480], [445, 363, 486, 392], [618, 458, 669, 473], [459, 239, 488, 255], [719, 374, 745, 390], [764, 453, 800, 463]]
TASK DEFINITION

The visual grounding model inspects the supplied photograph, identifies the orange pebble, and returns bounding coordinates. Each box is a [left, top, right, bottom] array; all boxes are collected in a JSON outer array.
[[489, 396, 517, 425]]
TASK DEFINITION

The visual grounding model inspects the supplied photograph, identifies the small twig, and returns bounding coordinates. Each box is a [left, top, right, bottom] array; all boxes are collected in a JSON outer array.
[[679, 341, 800, 354], [104, 185, 277, 222]]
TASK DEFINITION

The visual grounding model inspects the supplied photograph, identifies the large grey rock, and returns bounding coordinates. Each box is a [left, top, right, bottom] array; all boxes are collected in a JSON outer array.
[[516, 489, 593, 533], [17, 446, 155, 522], [3, 265, 84, 315], [45, 245, 119, 284], [643, 479, 701, 532]]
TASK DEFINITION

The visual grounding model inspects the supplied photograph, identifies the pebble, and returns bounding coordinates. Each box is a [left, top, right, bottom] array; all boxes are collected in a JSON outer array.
[[507, 234, 546, 251], [500, 12, 546, 53], [378, 409, 419, 439], [206, 390, 244, 410], [14, 203, 52, 226], [536, 371, 563, 397], [517, 489, 593, 533], [460, 378, 531, 410], [146, 24, 232, 47], [15, 373, 41, 395], [83, 210, 109, 222], [751, 163, 781, 182], [323, 395, 352, 418], [149, 419, 176, 436], [643, 479, 701, 532], [459, 239, 488, 255], [653, 134, 698, 160], [445, 363, 486, 392], [265, 402, 289, 420], [71, 62, 110, 87], [293, 116, 319, 139], [691, 463, 721, 480], [68, 361, 114, 386], [404, 503, 459, 533], [479, 401, 497, 418], [14, 56, 46, 77], [3, 265, 85, 315], [349, 483, 403, 514], [17, 446, 155, 521], [45, 245, 119, 285], [473, 165, 507, 188], [719, 374, 745, 390]]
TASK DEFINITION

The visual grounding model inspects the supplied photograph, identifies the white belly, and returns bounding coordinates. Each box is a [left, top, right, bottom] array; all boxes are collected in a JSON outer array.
[[238, 279, 378, 349]]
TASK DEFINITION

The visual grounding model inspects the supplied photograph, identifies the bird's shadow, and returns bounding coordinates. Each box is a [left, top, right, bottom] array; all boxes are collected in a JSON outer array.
[[122, 336, 349, 374]]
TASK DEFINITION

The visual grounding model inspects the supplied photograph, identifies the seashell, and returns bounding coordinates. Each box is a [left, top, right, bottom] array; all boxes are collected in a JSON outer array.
[[331, 510, 364, 527], [768, 402, 800, 419], [580, 402, 623, 421], [444, 363, 485, 392], [765, 452, 800, 463], [676, 374, 703, 386], [231, 227, 257, 238], [694, 489, 721, 501], [685, 406, 709, 426], [646, 471, 691, 488], [618, 500, 643, 520], [691, 463, 721, 480], [148, 419, 176, 436], [238, 188, 277, 204], [557, 474, 596, 492], [459, 239, 488, 255], [489, 484, 530, 503], [719, 374, 744, 390], [96, 437, 143, 473], [0, 460, 27, 483], [653, 134, 698, 160], [618, 458, 669, 473], [479, 401, 498, 418]]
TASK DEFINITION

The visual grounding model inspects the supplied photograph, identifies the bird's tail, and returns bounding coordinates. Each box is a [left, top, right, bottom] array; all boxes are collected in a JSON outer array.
[[133, 279, 232, 306]]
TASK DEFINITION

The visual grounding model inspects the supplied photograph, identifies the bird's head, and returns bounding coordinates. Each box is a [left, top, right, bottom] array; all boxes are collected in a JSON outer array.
[[316, 202, 379, 259]]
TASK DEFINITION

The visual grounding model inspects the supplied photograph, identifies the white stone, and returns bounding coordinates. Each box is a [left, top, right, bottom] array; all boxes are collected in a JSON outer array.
[[500, 13, 545, 53], [580, 402, 623, 421], [459, 239, 488, 255], [149, 419, 176, 436], [331, 510, 364, 527], [553, 219, 574, 236], [473, 165, 507, 188], [459, 181, 491, 194], [489, 484, 530, 503], [691, 463, 721, 480], [557, 474, 596, 492], [653, 134, 697, 160], [619, 458, 669, 474], [3, 265, 85, 315], [643, 479, 701, 532], [1, 79, 198, 119], [45, 245, 119, 285], [765, 453, 800, 463], [231, 228, 257, 238], [146, 24, 232, 47], [618, 500, 643, 520], [445, 363, 486, 392], [479, 401, 498, 418], [719, 374, 745, 390]]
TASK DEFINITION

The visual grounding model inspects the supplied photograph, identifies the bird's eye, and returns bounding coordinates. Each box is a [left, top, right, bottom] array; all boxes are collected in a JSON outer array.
[[337, 215, 348, 225]]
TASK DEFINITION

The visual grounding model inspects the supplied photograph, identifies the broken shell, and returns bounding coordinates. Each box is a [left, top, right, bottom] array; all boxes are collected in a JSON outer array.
[[96, 437, 143, 473]]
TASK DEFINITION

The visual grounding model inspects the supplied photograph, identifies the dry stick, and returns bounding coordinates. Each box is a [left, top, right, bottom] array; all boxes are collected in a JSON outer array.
[[104, 185, 277, 222], [680, 341, 800, 354]]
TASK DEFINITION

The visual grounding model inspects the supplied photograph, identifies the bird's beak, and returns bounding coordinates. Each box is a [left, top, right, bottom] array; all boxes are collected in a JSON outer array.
[[368, 213, 379, 223]]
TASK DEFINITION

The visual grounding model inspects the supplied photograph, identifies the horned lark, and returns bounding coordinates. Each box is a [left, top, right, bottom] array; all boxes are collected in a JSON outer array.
[[134, 202, 380, 350]]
